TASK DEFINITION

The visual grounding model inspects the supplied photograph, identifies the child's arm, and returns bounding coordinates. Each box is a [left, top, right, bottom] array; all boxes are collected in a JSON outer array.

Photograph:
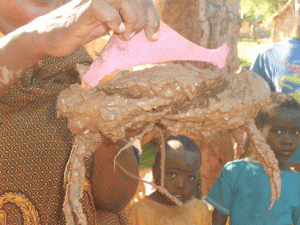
[[212, 208, 228, 225], [128, 202, 141, 225], [92, 137, 139, 213]]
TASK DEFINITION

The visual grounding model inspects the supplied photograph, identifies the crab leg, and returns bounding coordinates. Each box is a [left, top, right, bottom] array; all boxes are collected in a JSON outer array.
[[244, 122, 281, 209]]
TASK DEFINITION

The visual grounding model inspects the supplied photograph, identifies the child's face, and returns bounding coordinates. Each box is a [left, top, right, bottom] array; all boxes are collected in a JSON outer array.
[[154, 146, 201, 204], [0, 0, 63, 34], [261, 107, 300, 165]]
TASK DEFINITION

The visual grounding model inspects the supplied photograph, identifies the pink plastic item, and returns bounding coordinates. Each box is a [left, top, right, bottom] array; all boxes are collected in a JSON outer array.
[[80, 21, 230, 88]]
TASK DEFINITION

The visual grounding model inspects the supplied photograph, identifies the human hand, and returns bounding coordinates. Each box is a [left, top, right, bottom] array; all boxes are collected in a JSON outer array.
[[27, 0, 160, 58], [104, 0, 160, 41]]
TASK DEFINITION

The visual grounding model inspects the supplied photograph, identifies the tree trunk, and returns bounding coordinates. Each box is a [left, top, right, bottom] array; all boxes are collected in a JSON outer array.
[[154, 0, 242, 73]]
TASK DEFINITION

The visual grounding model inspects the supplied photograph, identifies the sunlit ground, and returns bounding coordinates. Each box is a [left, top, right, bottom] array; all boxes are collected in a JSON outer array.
[[238, 39, 273, 67]]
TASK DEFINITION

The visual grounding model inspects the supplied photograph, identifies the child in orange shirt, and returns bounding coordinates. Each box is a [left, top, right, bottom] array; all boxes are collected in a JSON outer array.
[[129, 135, 211, 225]]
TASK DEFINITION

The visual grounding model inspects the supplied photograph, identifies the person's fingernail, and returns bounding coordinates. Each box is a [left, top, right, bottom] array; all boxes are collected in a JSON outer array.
[[152, 31, 159, 41], [129, 31, 136, 39], [119, 22, 126, 33]]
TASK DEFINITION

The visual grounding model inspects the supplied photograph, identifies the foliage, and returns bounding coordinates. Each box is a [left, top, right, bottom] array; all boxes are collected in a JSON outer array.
[[240, 0, 290, 22], [139, 142, 156, 170]]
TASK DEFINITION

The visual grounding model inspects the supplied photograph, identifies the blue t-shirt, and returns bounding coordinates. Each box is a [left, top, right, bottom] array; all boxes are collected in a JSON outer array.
[[206, 160, 300, 225], [250, 38, 300, 164]]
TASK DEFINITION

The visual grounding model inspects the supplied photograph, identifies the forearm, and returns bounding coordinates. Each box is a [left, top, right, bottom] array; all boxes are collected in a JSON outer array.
[[212, 209, 228, 225], [0, 27, 45, 96], [92, 138, 139, 213]]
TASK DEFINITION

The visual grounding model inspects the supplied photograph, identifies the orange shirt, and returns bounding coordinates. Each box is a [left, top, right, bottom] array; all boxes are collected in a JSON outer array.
[[129, 197, 212, 225]]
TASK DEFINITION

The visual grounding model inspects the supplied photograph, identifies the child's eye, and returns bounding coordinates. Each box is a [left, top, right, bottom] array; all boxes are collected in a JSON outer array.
[[188, 176, 196, 181], [294, 130, 300, 135], [169, 172, 176, 178], [274, 129, 282, 134]]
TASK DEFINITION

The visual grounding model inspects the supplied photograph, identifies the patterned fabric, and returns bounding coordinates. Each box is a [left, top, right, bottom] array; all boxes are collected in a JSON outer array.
[[0, 47, 129, 225]]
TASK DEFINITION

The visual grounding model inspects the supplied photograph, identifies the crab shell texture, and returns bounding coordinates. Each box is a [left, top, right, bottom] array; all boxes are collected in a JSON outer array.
[[57, 64, 270, 140]]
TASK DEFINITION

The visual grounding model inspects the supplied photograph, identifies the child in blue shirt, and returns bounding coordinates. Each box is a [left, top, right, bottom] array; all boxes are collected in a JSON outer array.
[[250, 0, 300, 167], [206, 93, 300, 225]]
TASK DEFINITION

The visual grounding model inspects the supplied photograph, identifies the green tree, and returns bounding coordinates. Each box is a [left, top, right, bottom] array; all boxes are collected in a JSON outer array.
[[240, 0, 290, 22]]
